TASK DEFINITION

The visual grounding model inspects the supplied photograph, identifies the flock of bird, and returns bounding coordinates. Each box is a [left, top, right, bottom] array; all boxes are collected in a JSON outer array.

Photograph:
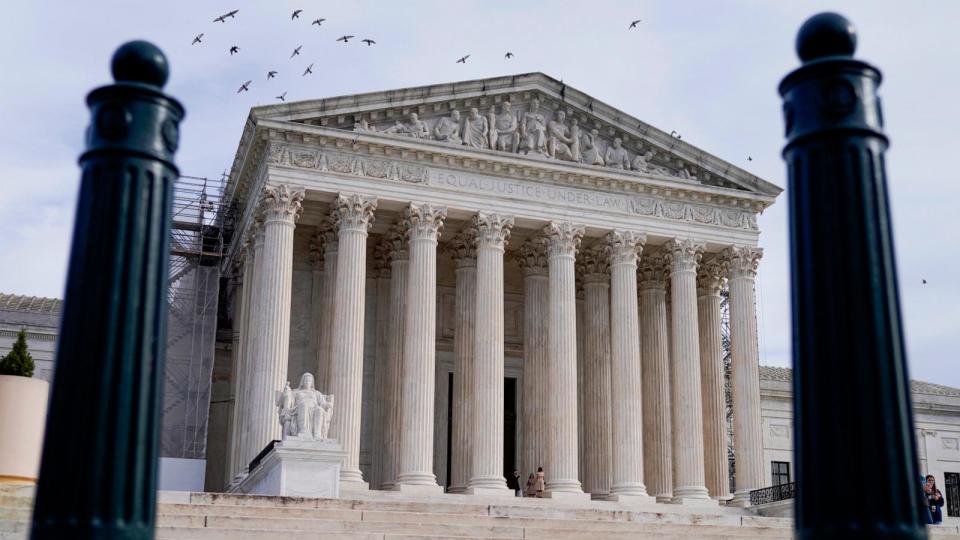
[[194, 9, 645, 102]]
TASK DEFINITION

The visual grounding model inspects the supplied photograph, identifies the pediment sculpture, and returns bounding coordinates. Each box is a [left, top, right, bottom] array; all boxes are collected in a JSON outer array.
[[276, 372, 334, 441]]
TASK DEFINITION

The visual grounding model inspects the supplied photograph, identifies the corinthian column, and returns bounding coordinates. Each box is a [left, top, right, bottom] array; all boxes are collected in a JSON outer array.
[[467, 213, 514, 495], [697, 258, 730, 500], [380, 224, 408, 491], [721, 245, 764, 506], [246, 184, 304, 463], [518, 236, 549, 477], [664, 238, 713, 504], [371, 242, 392, 490], [605, 231, 653, 502], [226, 238, 253, 484], [328, 193, 377, 488], [447, 229, 476, 494], [317, 217, 338, 392], [639, 251, 671, 502], [237, 220, 264, 477], [543, 222, 588, 499], [577, 246, 612, 499], [394, 203, 446, 493]]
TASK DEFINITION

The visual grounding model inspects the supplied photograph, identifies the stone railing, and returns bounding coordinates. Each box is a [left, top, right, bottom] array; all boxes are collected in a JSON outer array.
[[749, 482, 796, 505]]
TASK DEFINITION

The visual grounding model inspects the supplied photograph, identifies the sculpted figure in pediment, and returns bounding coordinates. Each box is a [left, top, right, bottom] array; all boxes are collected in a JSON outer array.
[[632, 149, 673, 175], [678, 164, 698, 180], [569, 118, 581, 162], [580, 128, 604, 166], [433, 110, 462, 144], [547, 110, 576, 161], [519, 98, 548, 156], [491, 101, 520, 153], [381, 112, 430, 139], [353, 119, 373, 132], [604, 137, 631, 170], [462, 107, 490, 149]]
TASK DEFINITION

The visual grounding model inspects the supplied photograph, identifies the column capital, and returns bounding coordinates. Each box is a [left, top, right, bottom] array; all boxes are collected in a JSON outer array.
[[576, 245, 610, 284], [373, 240, 392, 279], [447, 228, 477, 269], [473, 212, 514, 250], [638, 250, 669, 290], [333, 193, 378, 233], [318, 215, 339, 246], [696, 258, 725, 297], [605, 230, 646, 267], [309, 233, 325, 270], [663, 237, 705, 273], [720, 245, 763, 279], [251, 216, 266, 247], [517, 236, 549, 277], [543, 221, 585, 259], [385, 223, 409, 262], [260, 184, 305, 223], [404, 202, 447, 241]]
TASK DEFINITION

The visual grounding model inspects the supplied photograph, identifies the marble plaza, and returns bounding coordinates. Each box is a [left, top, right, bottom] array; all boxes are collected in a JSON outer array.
[[215, 73, 781, 504]]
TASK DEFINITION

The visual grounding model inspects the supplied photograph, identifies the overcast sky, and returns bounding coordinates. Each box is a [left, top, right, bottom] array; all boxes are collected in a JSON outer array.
[[0, 1, 957, 386]]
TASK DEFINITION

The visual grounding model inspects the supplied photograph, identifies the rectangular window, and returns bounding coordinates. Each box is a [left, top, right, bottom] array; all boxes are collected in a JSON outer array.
[[771, 461, 790, 486], [946, 472, 960, 518]]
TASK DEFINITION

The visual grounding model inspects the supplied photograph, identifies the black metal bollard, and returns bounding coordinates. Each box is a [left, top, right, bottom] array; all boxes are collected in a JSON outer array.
[[780, 13, 926, 540], [31, 41, 183, 540]]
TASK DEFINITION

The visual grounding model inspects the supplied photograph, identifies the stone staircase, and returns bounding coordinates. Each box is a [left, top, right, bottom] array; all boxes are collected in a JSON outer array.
[[2, 484, 958, 539]]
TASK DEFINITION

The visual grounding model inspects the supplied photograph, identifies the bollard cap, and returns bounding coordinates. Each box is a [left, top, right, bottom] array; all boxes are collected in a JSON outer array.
[[111, 40, 169, 88], [796, 12, 857, 63]]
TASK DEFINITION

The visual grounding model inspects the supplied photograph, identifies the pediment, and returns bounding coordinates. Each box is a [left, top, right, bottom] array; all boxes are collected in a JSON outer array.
[[249, 73, 781, 198]]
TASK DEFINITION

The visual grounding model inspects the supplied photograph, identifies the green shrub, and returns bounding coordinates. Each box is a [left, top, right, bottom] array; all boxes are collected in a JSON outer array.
[[0, 329, 35, 378]]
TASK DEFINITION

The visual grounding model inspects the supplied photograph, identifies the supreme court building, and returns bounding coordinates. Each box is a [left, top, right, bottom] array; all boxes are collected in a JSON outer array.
[[217, 73, 782, 505]]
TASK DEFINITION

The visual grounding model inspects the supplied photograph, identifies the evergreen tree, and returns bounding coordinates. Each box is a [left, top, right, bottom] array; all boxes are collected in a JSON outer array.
[[0, 328, 35, 377]]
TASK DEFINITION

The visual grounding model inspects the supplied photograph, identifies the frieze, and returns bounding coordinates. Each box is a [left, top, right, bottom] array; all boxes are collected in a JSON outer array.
[[268, 142, 758, 231]]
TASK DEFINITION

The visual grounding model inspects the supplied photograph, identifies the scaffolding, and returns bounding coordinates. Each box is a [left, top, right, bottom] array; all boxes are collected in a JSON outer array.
[[162, 174, 229, 461]]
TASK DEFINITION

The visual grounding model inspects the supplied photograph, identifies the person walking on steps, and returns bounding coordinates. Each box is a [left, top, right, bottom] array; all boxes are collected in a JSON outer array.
[[507, 469, 522, 497], [525, 472, 536, 497], [535, 466, 546, 498]]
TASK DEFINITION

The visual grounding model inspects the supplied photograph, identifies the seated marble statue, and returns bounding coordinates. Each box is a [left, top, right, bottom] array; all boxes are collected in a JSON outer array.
[[277, 373, 334, 441], [433, 110, 462, 144], [604, 137, 631, 170], [579, 129, 605, 166]]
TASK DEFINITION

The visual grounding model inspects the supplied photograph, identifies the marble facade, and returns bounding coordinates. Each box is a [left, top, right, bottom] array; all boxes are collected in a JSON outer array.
[[218, 73, 782, 504]]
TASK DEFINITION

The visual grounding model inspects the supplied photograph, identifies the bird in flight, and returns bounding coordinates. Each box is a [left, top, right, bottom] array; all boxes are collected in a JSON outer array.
[[312, 18, 325, 26], [504, 52, 514, 59], [192, 34, 204, 45], [276, 92, 287, 102], [337, 35, 354, 43], [303, 63, 314, 76], [361, 39, 376, 46], [629, 19, 642, 29], [267, 71, 277, 79], [214, 10, 239, 23], [229, 45, 239, 55], [291, 9, 303, 20], [456, 54, 470, 64], [237, 80, 251, 93], [922, 279, 928, 284], [291, 45, 302, 58], [748, 156, 753, 161]]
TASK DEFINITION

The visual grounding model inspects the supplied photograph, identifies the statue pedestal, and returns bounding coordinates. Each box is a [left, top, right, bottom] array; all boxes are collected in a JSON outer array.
[[236, 438, 346, 499]]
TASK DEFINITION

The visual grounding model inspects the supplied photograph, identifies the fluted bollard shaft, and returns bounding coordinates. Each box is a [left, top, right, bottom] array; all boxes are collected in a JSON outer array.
[[519, 238, 550, 477], [606, 231, 651, 500], [543, 222, 587, 498], [395, 203, 446, 492], [697, 260, 730, 500], [639, 253, 672, 501], [380, 225, 408, 490], [468, 214, 514, 495], [328, 194, 377, 488], [448, 230, 476, 493], [780, 13, 925, 537], [32, 41, 183, 540], [665, 238, 711, 503], [247, 185, 304, 462]]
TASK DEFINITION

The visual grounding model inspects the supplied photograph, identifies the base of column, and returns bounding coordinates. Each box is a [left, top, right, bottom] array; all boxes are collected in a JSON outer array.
[[711, 493, 734, 503], [655, 495, 673, 503], [446, 485, 468, 494], [669, 494, 718, 507], [589, 492, 611, 500], [465, 486, 513, 498], [601, 493, 657, 505], [392, 482, 444, 494], [542, 490, 591, 501], [728, 490, 753, 507], [379, 482, 395, 491]]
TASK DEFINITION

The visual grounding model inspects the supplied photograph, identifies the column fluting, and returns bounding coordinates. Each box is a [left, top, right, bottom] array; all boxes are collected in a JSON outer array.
[[638, 252, 672, 501], [328, 193, 377, 487], [518, 237, 549, 478], [371, 242, 392, 490], [606, 231, 651, 499], [226, 240, 252, 484], [317, 217, 338, 392], [395, 203, 446, 491], [665, 238, 711, 502], [697, 259, 730, 500], [544, 222, 586, 497], [447, 229, 477, 494], [721, 246, 765, 506], [237, 220, 265, 475], [246, 185, 304, 465], [380, 224, 408, 490]]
